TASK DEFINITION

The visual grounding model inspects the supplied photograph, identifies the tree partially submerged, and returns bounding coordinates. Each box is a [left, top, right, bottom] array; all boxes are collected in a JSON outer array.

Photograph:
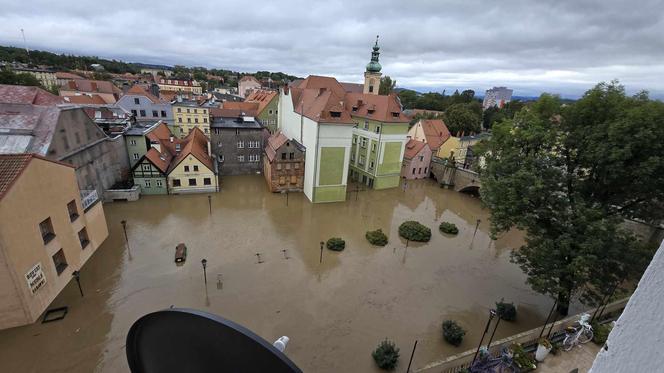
[[480, 82, 663, 315]]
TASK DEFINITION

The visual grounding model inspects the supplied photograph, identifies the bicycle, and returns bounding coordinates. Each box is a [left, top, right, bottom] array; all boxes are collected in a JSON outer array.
[[562, 313, 594, 351], [469, 346, 520, 373]]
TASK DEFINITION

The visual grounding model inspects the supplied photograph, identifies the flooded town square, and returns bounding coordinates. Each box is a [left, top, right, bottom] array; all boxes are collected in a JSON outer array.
[[0, 176, 580, 373]]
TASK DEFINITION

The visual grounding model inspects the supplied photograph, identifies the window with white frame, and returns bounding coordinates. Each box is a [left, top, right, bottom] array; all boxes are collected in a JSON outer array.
[[145, 180, 151, 187], [359, 155, 365, 165], [130, 139, 137, 145], [133, 153, 139, 160], [237, 141, 244, 148], [237, 155, 245, 162], [360, 138, 367, 148], [156, 180, 163, 187], [363, 120, 369, 130]]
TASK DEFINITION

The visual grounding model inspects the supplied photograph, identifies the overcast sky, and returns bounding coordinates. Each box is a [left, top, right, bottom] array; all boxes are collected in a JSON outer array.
[[1, 0, 663, 98]]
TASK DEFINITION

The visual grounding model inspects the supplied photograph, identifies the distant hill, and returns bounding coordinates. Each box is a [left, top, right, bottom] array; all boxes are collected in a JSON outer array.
[[0, 45, 299, 85]]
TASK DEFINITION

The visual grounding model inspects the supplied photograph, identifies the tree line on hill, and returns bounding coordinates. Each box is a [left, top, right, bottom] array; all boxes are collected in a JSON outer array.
[[0, 45, 299, 90]]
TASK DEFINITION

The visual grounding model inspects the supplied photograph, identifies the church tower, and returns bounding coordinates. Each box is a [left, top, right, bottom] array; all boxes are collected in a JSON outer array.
[[363, 36, 382, 95]]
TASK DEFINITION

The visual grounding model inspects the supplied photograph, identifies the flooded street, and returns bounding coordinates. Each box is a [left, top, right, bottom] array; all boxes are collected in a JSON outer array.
[[0, 176, 575, 372]]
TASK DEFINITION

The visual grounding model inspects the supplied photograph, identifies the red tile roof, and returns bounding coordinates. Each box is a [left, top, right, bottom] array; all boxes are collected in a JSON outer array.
[[168, 127, 213, 173], [420, 119, 451, 150], [287, 76, 409, 125], [403, 139, 429, 160], [0, 153, 73, 201], [126, 85, 165, 104], [60, 79, 122, 96], [245, 90, 277, 115], [345, 92, 409, 123], [239, 75, 260, 83], [55, 71, 84, 80], [220, 102, 259, 116], [265, 131, 289, 162], [0, 84, 64, 106], [62, 94, 107, 105]]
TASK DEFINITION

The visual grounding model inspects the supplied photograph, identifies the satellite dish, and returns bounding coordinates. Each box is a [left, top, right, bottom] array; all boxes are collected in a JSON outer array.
[[126, 308, 302, 373]]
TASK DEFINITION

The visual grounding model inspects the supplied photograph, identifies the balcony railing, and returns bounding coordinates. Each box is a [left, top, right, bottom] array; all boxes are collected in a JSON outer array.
[[80, 190, 99, 211]]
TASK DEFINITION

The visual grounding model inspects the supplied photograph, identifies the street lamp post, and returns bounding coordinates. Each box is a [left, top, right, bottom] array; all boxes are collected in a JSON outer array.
[[281, 190, 289, 206], [208, 195, 212, 215], [72, 270, 84, 297], [121, 220, 128, 245], [486, 312, 502, 350], [472, 309, 496, 363], [201, 259, 208, 285], [319, 241, 324, 264]]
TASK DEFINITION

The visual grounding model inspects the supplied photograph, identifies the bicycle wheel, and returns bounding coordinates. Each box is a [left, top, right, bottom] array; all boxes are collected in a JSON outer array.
[[562, 335, 575, 351], [579, 328, 594, 344]]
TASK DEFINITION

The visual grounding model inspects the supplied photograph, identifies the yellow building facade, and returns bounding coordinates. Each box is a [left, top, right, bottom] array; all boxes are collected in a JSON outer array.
[[166, 127, 218, 194], [172, 101, 210, 138], [0, 154, 108, 329]]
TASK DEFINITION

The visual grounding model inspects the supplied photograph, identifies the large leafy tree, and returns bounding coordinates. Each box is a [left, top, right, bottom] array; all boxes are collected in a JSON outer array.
[[379, 76, 396, 95], [480, 82, 664, 315], [444, 103, 482, 135]]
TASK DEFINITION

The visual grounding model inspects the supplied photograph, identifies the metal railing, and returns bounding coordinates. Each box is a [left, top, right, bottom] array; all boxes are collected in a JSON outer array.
[[80, 189, 99, 211]]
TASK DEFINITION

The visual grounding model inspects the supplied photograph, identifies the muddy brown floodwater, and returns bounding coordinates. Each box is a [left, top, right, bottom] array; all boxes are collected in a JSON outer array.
[[0, 176, 582, 373]]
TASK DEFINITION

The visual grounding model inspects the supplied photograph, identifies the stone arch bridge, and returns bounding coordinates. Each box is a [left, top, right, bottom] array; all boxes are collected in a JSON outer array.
[[430, 156, 481, 194]]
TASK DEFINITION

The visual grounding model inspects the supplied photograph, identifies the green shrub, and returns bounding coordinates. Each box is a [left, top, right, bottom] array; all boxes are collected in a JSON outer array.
[[372, 339, 400, 370], [366, 229, 388, 246], [326, 237, 346, 251], [398, 221, 431, 242], [442, 320, 466, 346], [592, 322, 612, 344], [439, 221, 459, 235], [496, 299, 517, 321]]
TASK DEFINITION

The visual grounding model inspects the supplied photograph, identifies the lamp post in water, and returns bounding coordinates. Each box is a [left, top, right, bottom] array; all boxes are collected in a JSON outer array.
[[472, 309, 496, 364], [319, 241, 324, 264], [208, 195, 212, 214], [121, 220, 128, 245], [201, 259, 208, 285], [72, 270, 84, 297]]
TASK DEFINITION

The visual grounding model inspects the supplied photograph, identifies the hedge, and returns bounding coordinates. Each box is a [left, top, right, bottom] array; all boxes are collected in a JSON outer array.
[[326, 237, 346, 251], [439, 221, 459, 235], [372, 339, 400, 370], [398, 221, 431, 242], [366, 229, 388, 246]]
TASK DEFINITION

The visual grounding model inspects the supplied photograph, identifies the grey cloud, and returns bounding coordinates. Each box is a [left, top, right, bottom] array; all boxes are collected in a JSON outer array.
[[0, 0, 663, 98]]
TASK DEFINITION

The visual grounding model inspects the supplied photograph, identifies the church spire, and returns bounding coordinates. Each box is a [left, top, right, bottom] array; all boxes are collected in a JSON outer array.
[[363, 35, 382, 95], [366, 35, 382, 73]]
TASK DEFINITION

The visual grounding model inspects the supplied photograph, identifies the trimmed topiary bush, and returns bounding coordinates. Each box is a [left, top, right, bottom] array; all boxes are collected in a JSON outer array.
[[439, 221, 459, 235], [326, 237, 346, 251], [496, 299, 517, 321], [366, 229, 388, 246], [372, 339, 400, 370], [398, 221, 431, 242], [442, 320, 466, 346]]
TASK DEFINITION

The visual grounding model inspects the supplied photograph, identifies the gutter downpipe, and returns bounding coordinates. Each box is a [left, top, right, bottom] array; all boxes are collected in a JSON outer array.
[[312, 121, 321, 202]]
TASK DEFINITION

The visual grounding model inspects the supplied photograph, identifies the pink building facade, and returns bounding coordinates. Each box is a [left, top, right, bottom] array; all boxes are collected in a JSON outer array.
[[401, 139, 432, 179]]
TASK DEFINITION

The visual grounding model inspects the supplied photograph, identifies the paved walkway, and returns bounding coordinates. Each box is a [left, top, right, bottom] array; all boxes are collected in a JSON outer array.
[[537, 342, 601, 373]]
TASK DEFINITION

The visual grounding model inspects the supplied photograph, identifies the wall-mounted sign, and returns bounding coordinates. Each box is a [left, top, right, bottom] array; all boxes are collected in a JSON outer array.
[[25, 262, 46, 294]]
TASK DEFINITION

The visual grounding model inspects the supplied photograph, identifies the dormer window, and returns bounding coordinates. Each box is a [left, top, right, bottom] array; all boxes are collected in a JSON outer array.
[[392, 112, 400, 118], [367, 109, 375, 114], [351, 106, 358, 112], [330, 111, 341, 118]]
